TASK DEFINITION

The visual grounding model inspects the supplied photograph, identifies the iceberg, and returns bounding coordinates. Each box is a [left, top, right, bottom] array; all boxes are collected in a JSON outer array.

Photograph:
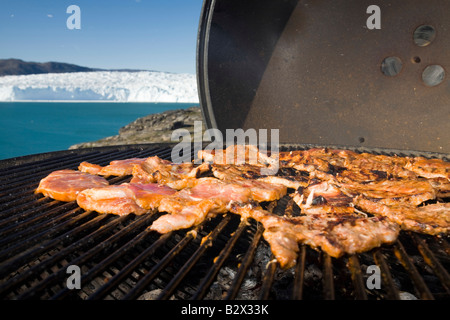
[[0, 71, 199, 103]]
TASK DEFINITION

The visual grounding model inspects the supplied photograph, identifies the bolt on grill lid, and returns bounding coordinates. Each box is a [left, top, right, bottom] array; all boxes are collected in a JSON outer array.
[[197, 0, 450, 153]]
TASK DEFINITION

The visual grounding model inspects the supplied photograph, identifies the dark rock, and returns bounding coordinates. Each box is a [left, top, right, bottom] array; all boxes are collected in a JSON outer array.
[[69, 106, 205, 149]]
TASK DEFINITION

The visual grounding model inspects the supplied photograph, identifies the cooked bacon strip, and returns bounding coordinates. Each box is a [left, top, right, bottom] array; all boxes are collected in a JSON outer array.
[[405, 157, 450, 180], [35, 170, 109, 202], [150, 178, 252, 233], [354, 197, 450, 235], [79, 158, 147, 176], [229, 203, 399, 269]]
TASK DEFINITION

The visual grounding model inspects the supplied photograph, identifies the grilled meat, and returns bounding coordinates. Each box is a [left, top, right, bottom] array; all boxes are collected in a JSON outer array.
[[340, 179, 436, 206], [279, 148, 418, 182], [354, 196, 450, 235], [35, 170, 109, 202], [131, 157, 209, 189], [78, 162, 103, 175], [128, 183, 177, 210], [76, 182, 177, 215], [429, 178, 450, 198], [150, 178, 252, 233], [79, 158, 147, 176], [301, 181, 354, 207], [229, 203, 399, 269], [210, 163, 287, 201], [405, 157, 450, 180], [292, 181, 355, 215], [77, 184, 149, 215], [35, 145, 450, 267], [257, 176, 307, 191], [347, 153, 416, 180], [198, 144, 276, 166]]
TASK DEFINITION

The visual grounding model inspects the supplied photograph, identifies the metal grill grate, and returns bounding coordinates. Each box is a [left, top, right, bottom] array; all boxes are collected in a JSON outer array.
[[0, 144, 449, 300]]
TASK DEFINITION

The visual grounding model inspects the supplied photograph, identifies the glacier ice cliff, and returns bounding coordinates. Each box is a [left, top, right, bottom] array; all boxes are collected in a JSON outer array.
[[0, 71, 199, 103]]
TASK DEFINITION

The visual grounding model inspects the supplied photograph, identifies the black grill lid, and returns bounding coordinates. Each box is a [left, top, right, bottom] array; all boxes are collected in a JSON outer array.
[[197, 0, 450, 153]]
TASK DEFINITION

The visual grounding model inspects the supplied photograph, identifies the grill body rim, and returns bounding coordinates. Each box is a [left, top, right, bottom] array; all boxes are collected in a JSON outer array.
[[0, 143, 448, 300]]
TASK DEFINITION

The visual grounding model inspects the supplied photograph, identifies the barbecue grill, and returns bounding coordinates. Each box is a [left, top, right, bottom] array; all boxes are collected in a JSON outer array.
[[0, 144, 448, 301], [1, 0, 449, 302]]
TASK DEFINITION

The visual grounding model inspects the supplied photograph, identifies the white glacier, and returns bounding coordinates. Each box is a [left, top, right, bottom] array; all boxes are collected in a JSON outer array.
[[0, 71, 199, 103]]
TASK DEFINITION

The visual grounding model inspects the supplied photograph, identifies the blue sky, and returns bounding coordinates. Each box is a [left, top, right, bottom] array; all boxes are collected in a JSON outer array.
[[0, 0, 204, 74]]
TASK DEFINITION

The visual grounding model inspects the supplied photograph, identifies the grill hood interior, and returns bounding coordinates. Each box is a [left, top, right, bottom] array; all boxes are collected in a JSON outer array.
[[197, 0, 450, 153]]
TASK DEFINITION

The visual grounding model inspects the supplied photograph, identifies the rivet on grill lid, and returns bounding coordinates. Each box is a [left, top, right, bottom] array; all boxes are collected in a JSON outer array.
[[413, 25, 436, 47], [422, 65, 446, 87], [381, 57, 403, 77]]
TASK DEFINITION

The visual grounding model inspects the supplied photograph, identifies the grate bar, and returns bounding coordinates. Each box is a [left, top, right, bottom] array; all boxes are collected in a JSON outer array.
[[393, 240, 434, 300], [0, 178, 129, 247], [411, 233, 450, 293], [0, 201, 79, 240], [441, 238, 450, 256], [7, 215, 131, 299], [0, 145, 166, 180], [0, 151, 99, 180], [86, 228, 173, 300], [259, 257, 277, 300], [347, 255, 368, 300], [50, 213, 158, 300], [0, 150, 116, 193], [322, 252, 335, 300], [156, 214, 233, 300], [121, 229, 198, 300], [0, 207, 94, 264], [0, 211, 106, 278], [292, 245, 306, 299], [0, 186, 60, 214], [224, 222, 264, 300], [191, 219, 249, 300], [0, 197, 61, 228], [372, 249, 401, 300]]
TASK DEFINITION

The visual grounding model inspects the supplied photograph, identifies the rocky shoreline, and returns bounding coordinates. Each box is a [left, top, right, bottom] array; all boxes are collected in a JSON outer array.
[[69, 106, 205, 149]]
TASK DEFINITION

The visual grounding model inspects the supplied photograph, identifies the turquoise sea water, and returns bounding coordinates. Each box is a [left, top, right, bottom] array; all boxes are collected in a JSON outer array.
[[0, 102, 197, 160]]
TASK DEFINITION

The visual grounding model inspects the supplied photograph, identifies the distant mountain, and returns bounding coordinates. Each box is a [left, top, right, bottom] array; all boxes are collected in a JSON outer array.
[[0, 59, 96, 76], [0, 59, 149, 76]]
